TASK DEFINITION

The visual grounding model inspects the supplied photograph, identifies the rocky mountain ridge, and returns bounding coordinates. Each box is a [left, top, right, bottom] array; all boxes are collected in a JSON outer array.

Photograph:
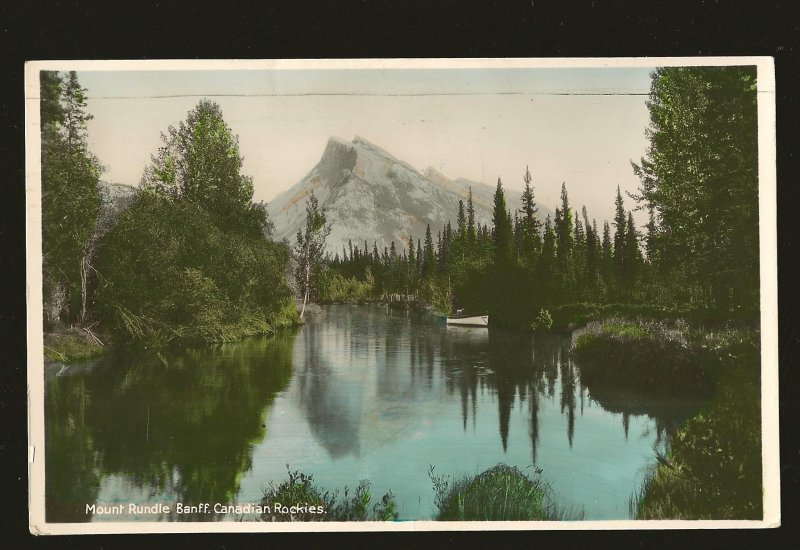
[[267, 136, 550, 255]]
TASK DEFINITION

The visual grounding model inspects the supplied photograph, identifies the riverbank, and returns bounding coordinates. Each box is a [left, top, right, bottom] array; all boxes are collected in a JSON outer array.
[[632, 329, 762, 519], [44, 298, 302, 364], [569, 317, 762, 519]]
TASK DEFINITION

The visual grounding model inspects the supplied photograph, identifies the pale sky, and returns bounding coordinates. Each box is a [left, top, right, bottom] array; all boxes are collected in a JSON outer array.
[[77, 67, 654, 226]]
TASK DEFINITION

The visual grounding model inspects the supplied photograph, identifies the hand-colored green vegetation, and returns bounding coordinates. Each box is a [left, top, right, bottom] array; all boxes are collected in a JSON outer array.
[[43, 330, 104, 363], [632, 331, 761, 519], [317, 267, 373, 302], [260, 467, 398, 521], [530, 308, 553, 333], [428, 464, 578, 521], [40, 73, 298, 349], [570, 318, 713, 397]]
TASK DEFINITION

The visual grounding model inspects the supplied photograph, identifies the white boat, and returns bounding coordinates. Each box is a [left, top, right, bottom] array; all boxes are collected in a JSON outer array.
[[446, 310, 489, 327]]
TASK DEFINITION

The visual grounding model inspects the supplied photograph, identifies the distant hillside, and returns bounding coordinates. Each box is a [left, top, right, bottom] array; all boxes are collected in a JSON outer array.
[[267, 136, 551, 254]]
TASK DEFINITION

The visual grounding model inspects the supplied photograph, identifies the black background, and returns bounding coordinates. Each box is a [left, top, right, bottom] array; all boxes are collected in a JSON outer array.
[[1, 0, 797, 548]]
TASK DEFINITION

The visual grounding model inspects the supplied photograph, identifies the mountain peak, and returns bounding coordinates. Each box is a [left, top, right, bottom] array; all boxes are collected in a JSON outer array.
[[268, 137, 547, 253], [352, 136, 397, 160]]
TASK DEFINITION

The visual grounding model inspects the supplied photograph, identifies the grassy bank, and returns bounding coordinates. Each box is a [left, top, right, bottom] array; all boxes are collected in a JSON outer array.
[[550, 302, 759, 333], [632, 331, 762, 519], [258, 463, 579, 522], [45, 298, 300, 363], [570, 318, 713, 397]]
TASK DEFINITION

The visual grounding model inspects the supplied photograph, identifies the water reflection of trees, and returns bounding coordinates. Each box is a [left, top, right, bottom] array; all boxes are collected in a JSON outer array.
[[45, 333, 296, 522], [287, 307, 702, 485], [439, 327, 695, 462]]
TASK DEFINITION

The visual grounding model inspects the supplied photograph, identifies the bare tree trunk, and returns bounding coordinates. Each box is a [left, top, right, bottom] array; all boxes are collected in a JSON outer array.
[[79, 253, 88, 324], [299, 245, 311, 321]]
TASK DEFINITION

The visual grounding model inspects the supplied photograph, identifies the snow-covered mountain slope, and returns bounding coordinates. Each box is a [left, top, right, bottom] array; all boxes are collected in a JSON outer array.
[[267, 136, 549, 254]]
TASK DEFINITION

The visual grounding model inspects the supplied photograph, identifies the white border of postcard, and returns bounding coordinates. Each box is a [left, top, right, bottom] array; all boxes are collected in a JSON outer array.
[[26, 57, 779, 534]]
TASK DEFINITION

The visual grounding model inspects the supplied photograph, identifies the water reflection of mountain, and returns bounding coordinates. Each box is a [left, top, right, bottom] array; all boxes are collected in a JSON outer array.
[[295, 307, 699, 469], [45, 333, 296, 522], [293, 306, 453, 459]]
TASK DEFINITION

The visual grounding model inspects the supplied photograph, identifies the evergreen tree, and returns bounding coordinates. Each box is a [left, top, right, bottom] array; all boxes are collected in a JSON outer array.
[[624, 212, 643, 291], [540, 215, 557, 305], [62, 71, 94, 150], [645, 205, 658, 263], [467, 187, 476, 242], [613, 186, 627, 287], [407, 234, 416, 291], [519, 165, 542, 261], [601, 221, 613, 292], [456, 199, 467, 238], [555, 182, 574, 268], [423, 224, 435, 277], [492, 178, 514, 261]]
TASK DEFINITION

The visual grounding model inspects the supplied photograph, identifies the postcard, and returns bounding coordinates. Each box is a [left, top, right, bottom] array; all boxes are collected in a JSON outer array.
[[26, 57, 779, 534]]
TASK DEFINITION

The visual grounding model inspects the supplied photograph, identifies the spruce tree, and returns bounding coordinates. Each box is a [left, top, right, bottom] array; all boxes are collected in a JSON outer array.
[[613, 186, 627, 288], [423, 224, 435, 277], [456, 199, 467, 238], [624, 212, 642, 291], [467, 187, 476, 242], [492, 178, 514, 261]]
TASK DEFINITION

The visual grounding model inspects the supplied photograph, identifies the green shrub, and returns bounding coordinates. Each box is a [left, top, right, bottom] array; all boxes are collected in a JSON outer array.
[[317, 268, 373, 302], [95, 192, 296, 345], [530, 308, 553, 333], [429, 464, 559, 521]]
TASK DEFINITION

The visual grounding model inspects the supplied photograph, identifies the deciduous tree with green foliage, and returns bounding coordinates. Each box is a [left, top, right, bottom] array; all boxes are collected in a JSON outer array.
[[295, 192, 331, 320], [632, 66, 759, 313], [97, 100, 295, 343]]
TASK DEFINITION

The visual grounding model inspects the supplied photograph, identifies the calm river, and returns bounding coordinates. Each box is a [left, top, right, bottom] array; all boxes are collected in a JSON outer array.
[[45, 305, 702, 522]]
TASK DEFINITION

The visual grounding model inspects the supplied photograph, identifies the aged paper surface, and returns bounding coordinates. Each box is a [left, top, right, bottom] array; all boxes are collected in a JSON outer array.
[[26, 58, 778, 534]]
